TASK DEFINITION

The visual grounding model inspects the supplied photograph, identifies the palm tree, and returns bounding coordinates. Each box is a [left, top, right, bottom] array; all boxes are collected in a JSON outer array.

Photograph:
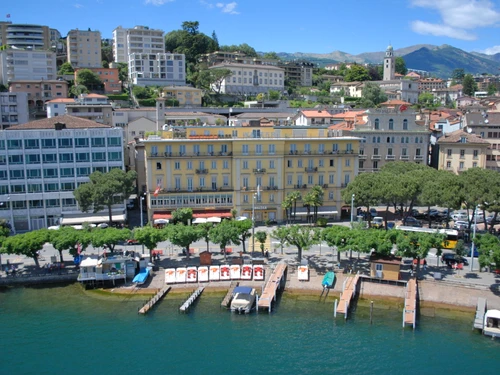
[[288, 191, 302, 222], [303, 192, 315, 224], [310, 185, 325, 222], [255, 231, 268, 256], [281, 197, 292, 225]]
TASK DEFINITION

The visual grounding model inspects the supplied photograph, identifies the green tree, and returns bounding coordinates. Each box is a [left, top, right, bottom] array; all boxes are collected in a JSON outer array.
[[234, 219, 252, 253], [302, 192, 315, 224], [476, 233, 500, 270], [395, 57, 408, 75], [165, 224, 202, 259], [211, 31, 219, 50], [70, 84, 89, 97], [451, 68, 465, 81], [459, 168, 491, 230], [182, 21, 200, 35], [254, 231, 268, 255], [323, 225, 351, 263], [132, 85, 150, 99], [101, 39, 113, 64], [197, 222, 213, 253], [58, 62, 74, 75], [268, 90, 280, 100], [341, 173, 380, 226], [73, 169, 137, 225], [358, 82, 387, 107], [116, 62, 128, 83], [209, 220, 240, 260], [395, 231, 444, 274], [487, 83, 497, 96], [90, 227, 131, 253], [2, 230, 50, 268], [171, 208, 193, 225], [281, 198, 293, 225], [462, 74, 477, 96], [288, 191, 302, 221], [345, 65, 370, 82], [75, 69, 103, 92], [49, 226, 90, 262], [219, 43, 257, 57], [310, 185, 325, 222], [283, 225, 320, 262], [262, 52, 280, 60], [271, 227, 288, 255], [418, 92, 438, 109], [196, 68, 232, 94], [134, 226, 166, 260]]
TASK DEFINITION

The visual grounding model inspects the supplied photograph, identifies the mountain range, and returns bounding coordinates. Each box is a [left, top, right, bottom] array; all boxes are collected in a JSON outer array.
[[275, 45, 500, 78]]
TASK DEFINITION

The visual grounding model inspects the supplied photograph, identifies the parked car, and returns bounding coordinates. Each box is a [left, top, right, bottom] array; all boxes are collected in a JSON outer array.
[[452, 212, 468, 221], [403, 217, 422, 227], [371, 216, 384, 229], [453, 221, 478, 232], [441, 253, 469, 266], [486, 215, 498, 225]]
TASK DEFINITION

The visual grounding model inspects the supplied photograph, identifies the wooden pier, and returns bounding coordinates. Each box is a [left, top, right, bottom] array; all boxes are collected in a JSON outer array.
[[336, 274, 360, 319], [179, 287, 205, 313], [138, 285, 171, 314], [403, 278, 417, 329], [473, 297, 487, 330], [221, 281, 239, 309], [257, 262, 287, 313]]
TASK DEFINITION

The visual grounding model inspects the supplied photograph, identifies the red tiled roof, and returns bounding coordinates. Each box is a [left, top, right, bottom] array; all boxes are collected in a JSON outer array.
[[380, 99, 411, 106], [300, 110, 335, 118], [153, 210, 232, 220], [437, 129, 489, 144], [6, 115, 111, 130], [46, 98, 75, 103]]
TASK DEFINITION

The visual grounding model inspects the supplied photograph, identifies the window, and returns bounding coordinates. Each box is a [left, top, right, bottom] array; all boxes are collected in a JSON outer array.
[[7, 140, 22, 150], [187, 161, 193, 170], [268, 144, 275, 154], [61, 182, 75, 191], [330, 159, 334, 167], [243, 195, 248, 203], [9, 170, 24, 180], [319, 159, 324, 167], [446, 161, 451, 168], [287, 175, 292, 185], [27, 169, 41, 179], [329, 174, 334, 184], [460, 149, 465, 158], [374, 119, 379, 130], [297, 160, 302, 168], [403, 119, 408, 130], [8, 155, 23, 164], [77, 167, 90, 177], [42, 139, 56, 148], [91, 137, 105, 147], [199, 177, 205, 187], [28, 184, 42, 193], [447, 149, 452, 157], [76, 153, 90, 162], [389, 119, 394, 130], [26, 154, 40, 164], [255, 144, 262, 155], [242, 145, 249, 155], [92, 152, 106, 162], [308, 175, 314, 185], [287, 160, 292, 168], [24, 139, 39, 149], [374, 148, 379, 156], [59, 153, 74, 163], [45, 198, 60, 207], [473, 150, 478, 159], [156, 162, 162, 170], [416, 148, 421, 156], [345, 159, 350, 167], [107, 137, 121, 146], [269, 160, 275, 169], [60, 168, 74, 177], [75, 138, 89, 148], [108, 152, 122, 161], [58, 138, 73, 148], [223, 160, 229, 169], [256, 160, 262, 169], [174, 162, 180, 170], [459, 162, 464, 170]]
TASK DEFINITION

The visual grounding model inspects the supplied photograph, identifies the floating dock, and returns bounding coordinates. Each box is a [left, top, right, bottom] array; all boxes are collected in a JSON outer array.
[[403, 278, 417, 329], [179, 287, 205, 313], [473, 297, 487, 330], [138, 285, 171, 314], [336, 274, 360, 319], [257, 262, 287, 313], [221, 281, 239, 309]]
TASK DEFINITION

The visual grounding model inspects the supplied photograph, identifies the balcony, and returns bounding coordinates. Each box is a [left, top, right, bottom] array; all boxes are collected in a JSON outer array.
[[414, 155, 424, 161], [305, 167, 318, 173], [385, 155, 395, 160], [322, 184, 329, 188], [195, 169, 209, 174], [265, 186, 279, 190], [400, 155, 409, 160], [341, 183, 349, 188], [294, 184, 308, 189], [359, 154, 367, 160], [253, 168, 266, 174], [371, 155, 381, 160], [151, 186, 233, 194]]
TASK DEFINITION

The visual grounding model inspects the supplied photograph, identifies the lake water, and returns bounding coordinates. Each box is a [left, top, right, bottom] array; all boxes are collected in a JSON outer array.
[[0, 285, 498, 375]]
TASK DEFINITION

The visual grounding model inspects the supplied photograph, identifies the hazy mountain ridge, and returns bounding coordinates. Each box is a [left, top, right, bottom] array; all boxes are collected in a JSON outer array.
[[270, 44, 500, 77]]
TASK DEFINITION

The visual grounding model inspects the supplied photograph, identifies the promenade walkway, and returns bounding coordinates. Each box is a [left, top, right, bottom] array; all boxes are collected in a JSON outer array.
[[257, 262, 287, 313]]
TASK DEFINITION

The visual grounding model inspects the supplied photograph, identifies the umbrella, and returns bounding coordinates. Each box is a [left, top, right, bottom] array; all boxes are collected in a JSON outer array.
[[206, 217, 222, 223], [192, 218, 207, 224], [236, 216, 249, 221], [154, 218, 169, 224]]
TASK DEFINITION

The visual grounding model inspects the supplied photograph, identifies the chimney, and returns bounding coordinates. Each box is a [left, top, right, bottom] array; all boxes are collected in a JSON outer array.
[[54, 122, 66, 131]]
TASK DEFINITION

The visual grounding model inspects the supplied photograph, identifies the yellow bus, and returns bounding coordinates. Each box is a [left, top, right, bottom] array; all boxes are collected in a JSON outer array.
[[395, 226, 458, 249]]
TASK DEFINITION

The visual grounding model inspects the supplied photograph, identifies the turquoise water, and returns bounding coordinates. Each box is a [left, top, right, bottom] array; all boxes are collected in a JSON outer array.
[[0, 285, 498, 375]]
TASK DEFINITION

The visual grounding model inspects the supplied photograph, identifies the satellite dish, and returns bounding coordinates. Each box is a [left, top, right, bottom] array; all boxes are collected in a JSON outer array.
[[485, 119, 489, 124], [467, 128, 472, 133]]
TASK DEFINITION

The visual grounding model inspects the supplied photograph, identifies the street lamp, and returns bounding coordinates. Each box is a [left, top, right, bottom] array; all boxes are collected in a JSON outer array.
[[252, 186, 261, 254], [470, 204, 478, 272], [351, 194, 355, 227], [140, 194, 145, 228]]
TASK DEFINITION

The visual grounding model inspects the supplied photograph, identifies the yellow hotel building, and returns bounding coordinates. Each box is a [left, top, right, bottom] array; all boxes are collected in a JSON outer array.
[[142, 124, 360, 223]]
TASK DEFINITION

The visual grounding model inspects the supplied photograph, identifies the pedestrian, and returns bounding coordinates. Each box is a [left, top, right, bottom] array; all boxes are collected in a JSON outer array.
[[423, 259, 427, 271]]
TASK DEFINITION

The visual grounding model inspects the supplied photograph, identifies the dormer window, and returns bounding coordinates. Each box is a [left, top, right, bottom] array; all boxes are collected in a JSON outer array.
[[460, 137, 467, 143]]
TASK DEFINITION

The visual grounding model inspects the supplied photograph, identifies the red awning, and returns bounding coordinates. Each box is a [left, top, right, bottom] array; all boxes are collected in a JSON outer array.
[[152, 210, 231, 220]]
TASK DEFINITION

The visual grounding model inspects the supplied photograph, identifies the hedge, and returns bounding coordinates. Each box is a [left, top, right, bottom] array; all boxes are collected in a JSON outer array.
[[107, 94, 129, 101]]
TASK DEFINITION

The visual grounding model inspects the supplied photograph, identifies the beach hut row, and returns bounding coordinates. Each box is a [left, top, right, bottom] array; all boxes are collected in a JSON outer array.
[[165, 264, 265, 284]]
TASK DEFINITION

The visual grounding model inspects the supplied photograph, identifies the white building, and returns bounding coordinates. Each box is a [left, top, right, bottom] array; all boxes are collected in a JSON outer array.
[[0, 115, 125, 232], [0, 49, 57, 84], [66, 29, 102, 68], [112, 25, 165, 63], [0, 92, 29, 130], [383, 45, 395, 81], [209, 62, 285, 95], [46, 98, 75, 118], [128, 53, 186, 87]]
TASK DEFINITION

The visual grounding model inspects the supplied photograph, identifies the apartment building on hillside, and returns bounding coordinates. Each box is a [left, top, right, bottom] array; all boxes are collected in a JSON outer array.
[[128, 53, 186, 87], [112, 25, 164, 63], [0, 92, 29, 129], [0, 22, 51, 50], [463, 112, 500, 171], [66, 29, 102, 68], [0, 50, 57, 85], [437, 129, 488, 173], [74, 67, 122, 93], [9, 79, 68, 117]]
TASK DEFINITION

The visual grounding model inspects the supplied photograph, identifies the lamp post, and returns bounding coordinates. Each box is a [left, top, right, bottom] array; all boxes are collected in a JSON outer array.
[[470, 205, 478, 272], [140, 194, 144, 228], [252, 192, 257, 253], [351, 194, 355, 228]]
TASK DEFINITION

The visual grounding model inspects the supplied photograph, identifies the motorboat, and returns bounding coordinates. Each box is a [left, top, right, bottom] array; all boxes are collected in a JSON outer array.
[[483, 309, 500, 338], [230, 286, 256, 314], [322, 271, 335, 289]]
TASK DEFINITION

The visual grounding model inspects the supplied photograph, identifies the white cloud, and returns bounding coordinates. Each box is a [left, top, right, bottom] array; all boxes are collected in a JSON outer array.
[[410, 0, 500, 40], [200, 0, 214, 8], [216, 2, 240, 14], [480, 45, 500, 55], [74, 3, 83, 8], [145, 0, 174, 5]]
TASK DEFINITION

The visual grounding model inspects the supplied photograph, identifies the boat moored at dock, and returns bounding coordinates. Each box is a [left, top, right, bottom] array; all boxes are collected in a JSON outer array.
[[230, 286, 256, 314]]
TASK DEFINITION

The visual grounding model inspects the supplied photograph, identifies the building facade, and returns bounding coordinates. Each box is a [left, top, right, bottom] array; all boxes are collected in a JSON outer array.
[[0, 115, 125, 232], [383, 45, 395, 81], [128, 53, 186, 87], [437, 129, 488, 173], [418, 78, 446, 92], [112, 25, 165, 63], [209, 62, 285, 95], [0, 50, 57, 84], [74, 67, 122, 93], [351, 109, 431, 173], [65, 94, 113, 126], [9, 79, 68, 116], [141, 122, 360, 223], [0, 22, 50, 50], [0, 92, 29, 129], [463, 112, 500, 171], [66, 29, 102, 68], [277, 60, 314, 87], [162, 86, 203, 107]]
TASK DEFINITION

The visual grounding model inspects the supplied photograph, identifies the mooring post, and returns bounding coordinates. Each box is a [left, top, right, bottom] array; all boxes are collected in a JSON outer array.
[[256, 294, 259, 314], [370, 301, 374, 325], [334, 299, 338, 318]]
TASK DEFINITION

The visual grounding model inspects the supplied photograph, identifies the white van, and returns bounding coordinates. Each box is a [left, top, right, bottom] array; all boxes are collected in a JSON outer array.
[[452, 212, 468, 221]]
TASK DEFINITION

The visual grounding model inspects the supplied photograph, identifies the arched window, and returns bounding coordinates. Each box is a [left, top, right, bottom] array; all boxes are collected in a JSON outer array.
[[387, 137, 391, 143], [406, 137, 409, 143], [374, 119, 380, 130], [420, 137, 424, 143], [415, 137, 419, 143], [403, 119, 408, 130], [372, 136, 376, 143], [377, 137, 381, 143], [389, 119, 394, 130], [401, 137, 405, 144]]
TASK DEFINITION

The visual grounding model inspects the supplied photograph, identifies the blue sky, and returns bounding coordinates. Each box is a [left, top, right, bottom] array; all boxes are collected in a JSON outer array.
[[4, 0, 500, 55]]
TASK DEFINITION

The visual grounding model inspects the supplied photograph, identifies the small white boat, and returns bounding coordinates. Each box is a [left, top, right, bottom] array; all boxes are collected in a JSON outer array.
[[230, 286, 256, 314], [483, 309, 500, 338]]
